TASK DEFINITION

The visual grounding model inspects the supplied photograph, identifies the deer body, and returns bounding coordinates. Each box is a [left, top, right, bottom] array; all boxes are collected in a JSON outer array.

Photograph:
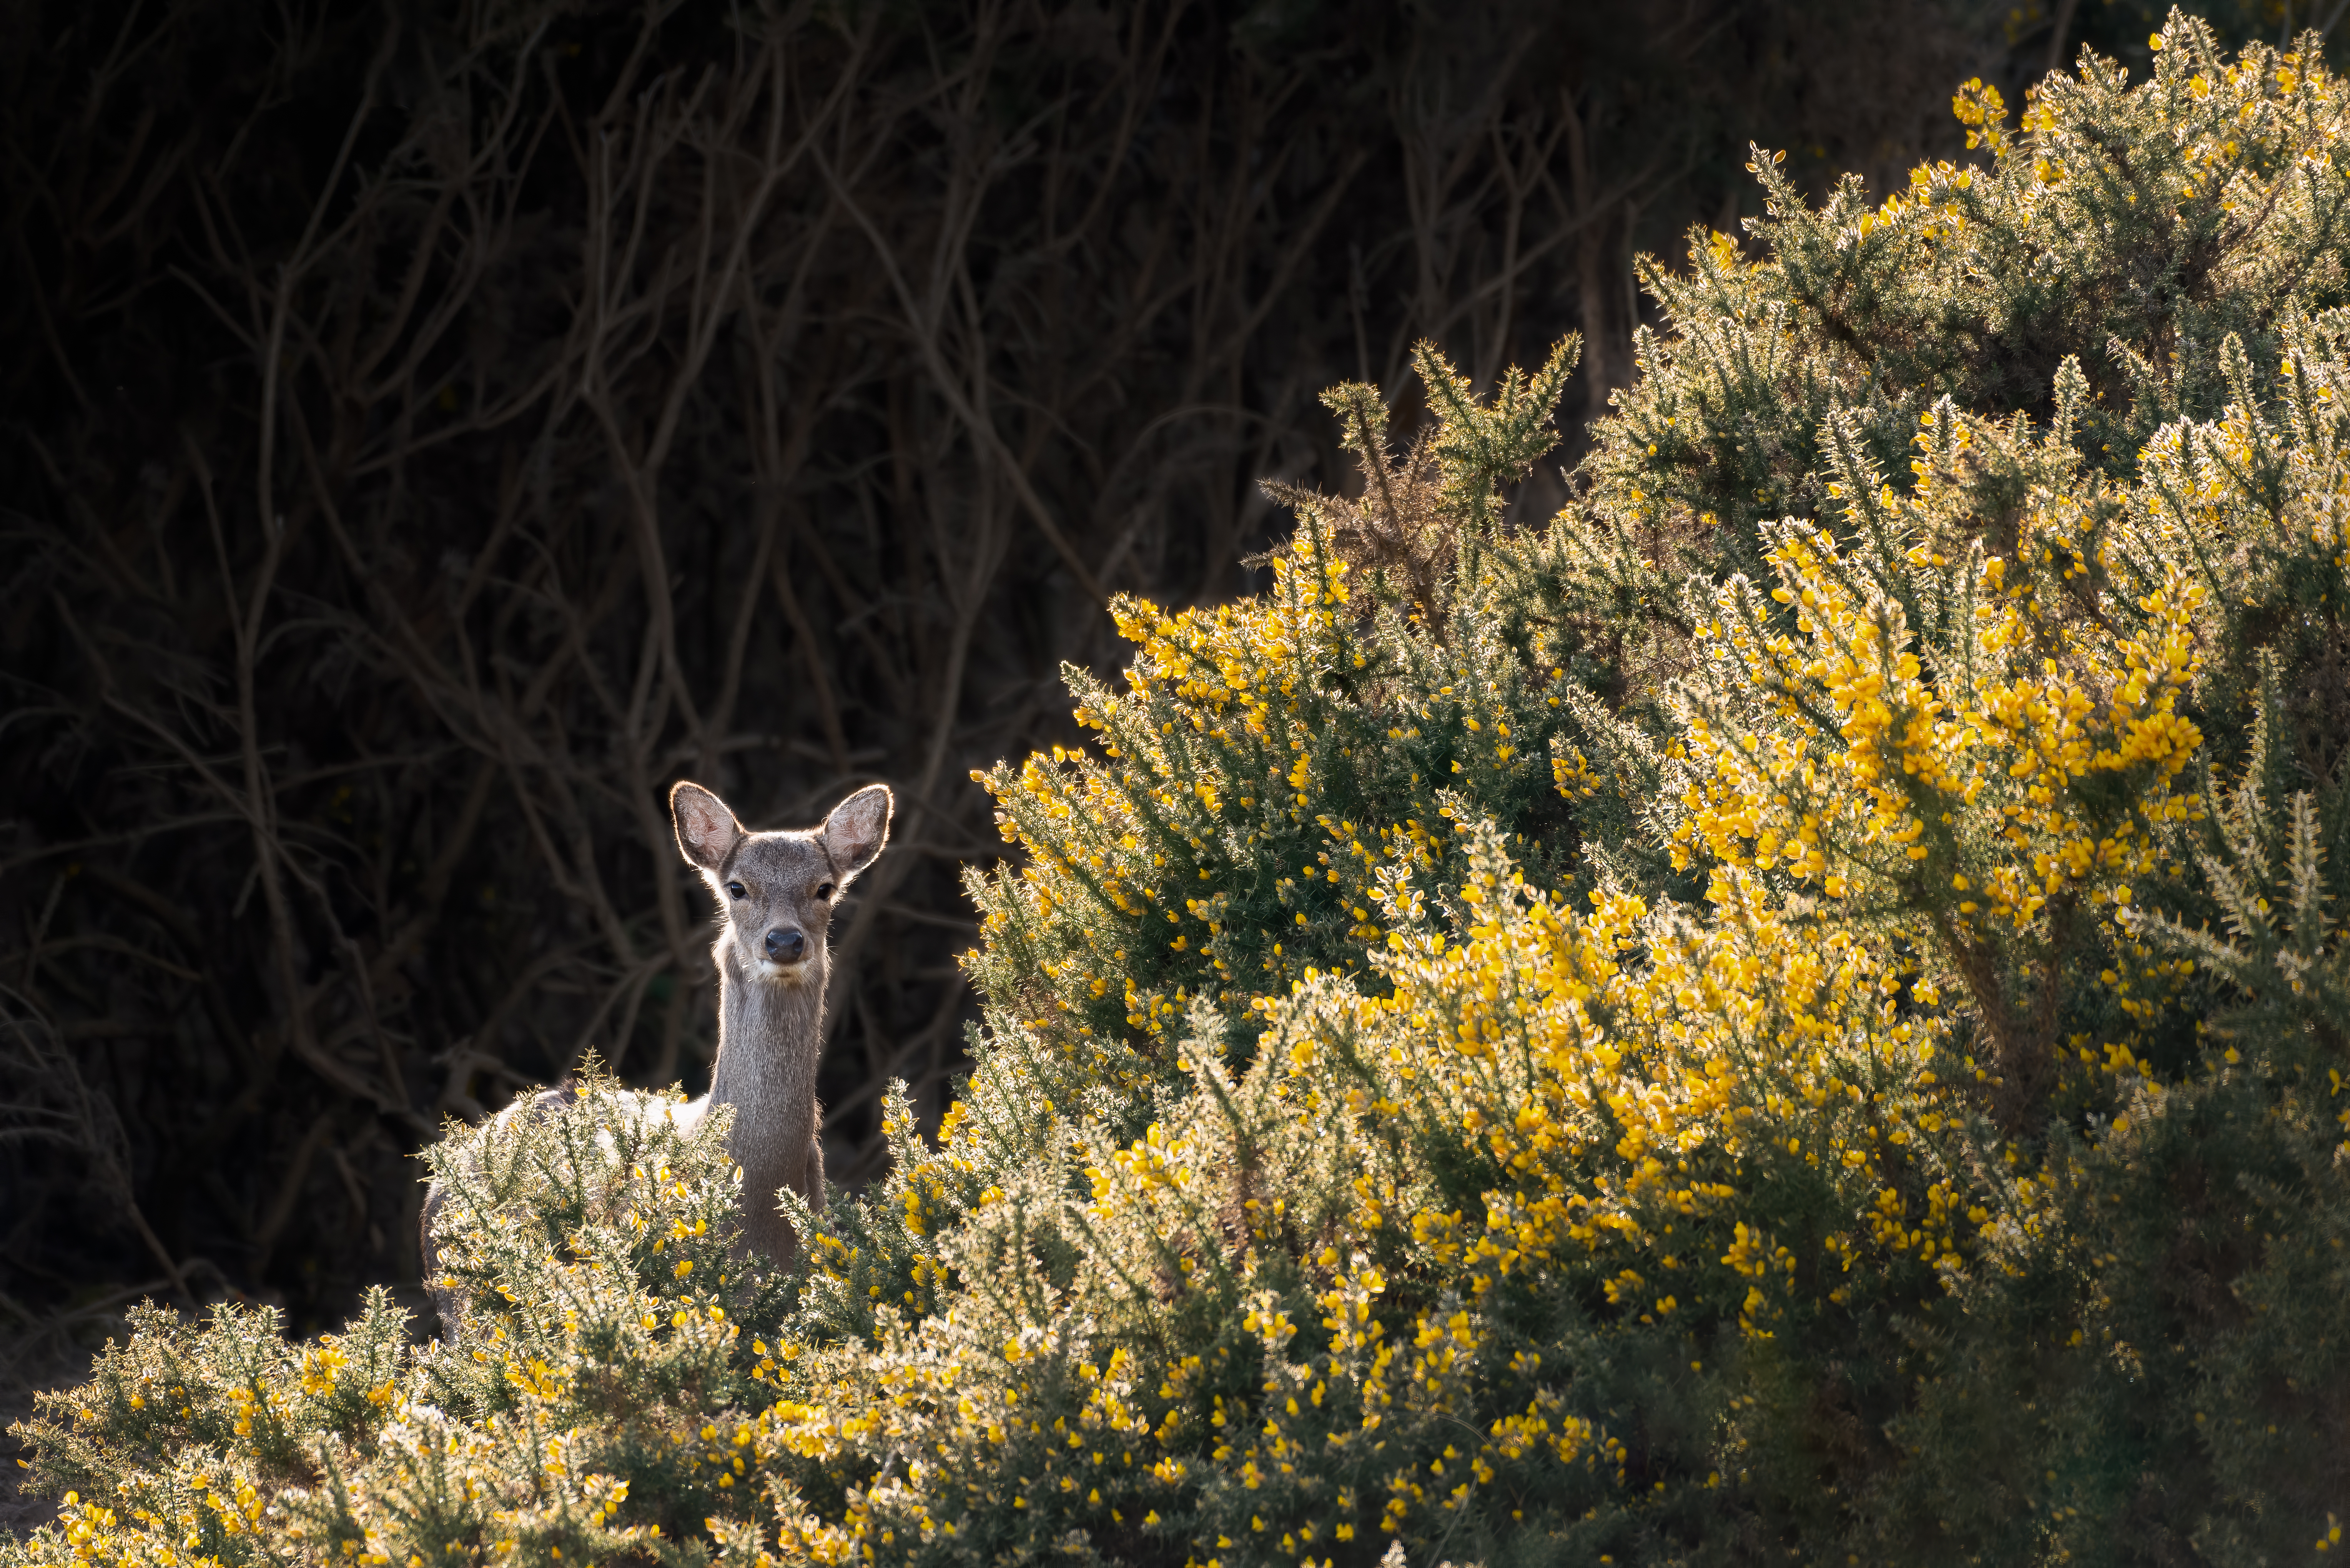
[[420, 782, 891, 1326]]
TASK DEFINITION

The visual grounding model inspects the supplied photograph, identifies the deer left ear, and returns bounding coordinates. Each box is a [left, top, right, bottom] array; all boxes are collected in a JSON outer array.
[[821, 784, 893, 883], [671, 781, 744, 870]]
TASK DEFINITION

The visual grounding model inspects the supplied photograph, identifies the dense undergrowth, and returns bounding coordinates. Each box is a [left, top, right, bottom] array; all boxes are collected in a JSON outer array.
[[11, 14, 2350, 1566]]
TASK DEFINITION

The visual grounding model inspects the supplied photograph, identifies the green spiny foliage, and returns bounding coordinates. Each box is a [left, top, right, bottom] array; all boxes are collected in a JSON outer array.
[[2146, 658, 2350, 1059]]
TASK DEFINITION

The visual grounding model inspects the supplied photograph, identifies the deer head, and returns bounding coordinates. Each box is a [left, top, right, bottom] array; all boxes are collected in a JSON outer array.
[[669, 780, 893, 992]]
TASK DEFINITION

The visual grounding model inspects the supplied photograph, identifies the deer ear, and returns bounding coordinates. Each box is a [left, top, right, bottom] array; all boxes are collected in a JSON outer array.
[[670, 781, 743, 870], [822, 784, 893, 882]]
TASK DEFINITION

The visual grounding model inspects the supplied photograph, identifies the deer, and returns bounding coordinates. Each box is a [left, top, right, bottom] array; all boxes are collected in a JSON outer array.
[[419, 780, 892, 1331]]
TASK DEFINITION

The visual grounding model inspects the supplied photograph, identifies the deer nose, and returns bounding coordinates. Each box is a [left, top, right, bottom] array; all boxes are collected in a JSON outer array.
[[764, 926, 806, 964]]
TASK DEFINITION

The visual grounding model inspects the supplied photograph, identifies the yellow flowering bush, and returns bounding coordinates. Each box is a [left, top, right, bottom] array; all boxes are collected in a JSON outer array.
[[1578, 12, 2350, 714], [744, 821, 1983, 1565], [1665, 395, 2213, 1129], [13, 14, 2350, 1567], [9, 1079, 823, 1568], [961, 339, 1600, 1110]]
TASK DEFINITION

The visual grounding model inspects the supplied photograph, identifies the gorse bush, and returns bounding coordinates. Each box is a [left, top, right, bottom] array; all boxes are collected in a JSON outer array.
[[1580, 15, 2350, 753], [13, 12, 2350, 1566], [961, 338, 1594, 1106]]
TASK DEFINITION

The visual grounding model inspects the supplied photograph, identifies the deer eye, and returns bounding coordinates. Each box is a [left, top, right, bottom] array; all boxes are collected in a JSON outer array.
[[816, 882, 836, 901], [726, 882, 746, 901]]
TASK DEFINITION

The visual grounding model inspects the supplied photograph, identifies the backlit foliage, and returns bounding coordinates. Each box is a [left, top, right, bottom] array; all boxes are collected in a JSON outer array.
[[961, 339, 1593, 1103], [1579, 9, 2350, 654], [12, 14, 2350, 1567]]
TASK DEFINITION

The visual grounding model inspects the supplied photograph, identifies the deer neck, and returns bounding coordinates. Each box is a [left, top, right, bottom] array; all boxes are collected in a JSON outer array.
[[707, 962, 824, 1254]]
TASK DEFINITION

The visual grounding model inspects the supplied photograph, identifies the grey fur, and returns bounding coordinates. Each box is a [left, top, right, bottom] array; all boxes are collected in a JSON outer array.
[[419, 781, 891, 1332]]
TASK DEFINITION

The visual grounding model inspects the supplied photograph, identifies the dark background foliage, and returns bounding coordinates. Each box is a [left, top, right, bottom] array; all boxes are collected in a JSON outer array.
[[0, 0, 2315, 1449]]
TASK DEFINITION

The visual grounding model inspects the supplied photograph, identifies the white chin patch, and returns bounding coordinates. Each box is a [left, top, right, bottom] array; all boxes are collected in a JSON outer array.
[[750, 960, 814, 985]]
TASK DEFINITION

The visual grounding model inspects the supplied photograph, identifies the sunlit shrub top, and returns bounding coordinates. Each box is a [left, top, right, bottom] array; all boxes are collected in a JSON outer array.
[[1582, 15, 2350, 582], [962, 343, 1591, 1105]]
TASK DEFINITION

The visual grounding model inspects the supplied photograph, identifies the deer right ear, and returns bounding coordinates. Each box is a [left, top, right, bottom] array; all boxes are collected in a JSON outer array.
[[820, 784, 893, 882], [670, 781, 743, 870]]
